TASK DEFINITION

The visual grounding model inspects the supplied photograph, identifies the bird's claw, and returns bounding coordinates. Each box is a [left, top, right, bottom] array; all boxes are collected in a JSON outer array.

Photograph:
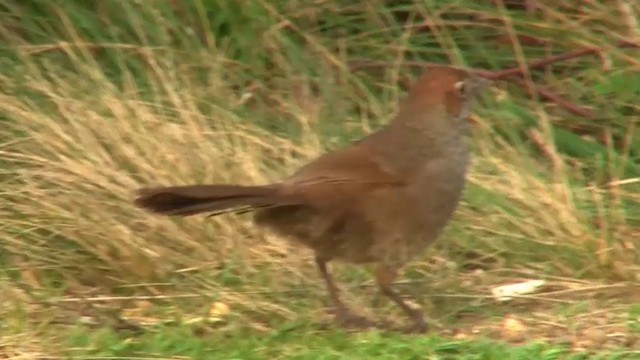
[[402, 311, 428, 334], [403, 319, 428, 334], [334, 309, 377, 330]]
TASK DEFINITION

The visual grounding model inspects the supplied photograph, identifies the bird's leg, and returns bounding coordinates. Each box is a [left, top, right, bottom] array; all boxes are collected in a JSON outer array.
[[375, 264, 428, 333], [315, 256, 374, 329]]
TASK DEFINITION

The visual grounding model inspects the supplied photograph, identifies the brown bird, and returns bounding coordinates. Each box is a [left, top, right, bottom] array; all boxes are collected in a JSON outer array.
[[134, 66, 491, 332]]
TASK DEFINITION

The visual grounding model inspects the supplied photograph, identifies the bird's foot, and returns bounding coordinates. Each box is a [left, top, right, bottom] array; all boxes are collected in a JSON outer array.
[[401, 311, 428, 334], [334, 309, 377, 330]]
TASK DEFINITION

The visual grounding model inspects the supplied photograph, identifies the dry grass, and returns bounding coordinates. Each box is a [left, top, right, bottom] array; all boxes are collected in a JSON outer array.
[[1, 43, 638, 326], [1, 52, 321, 321]]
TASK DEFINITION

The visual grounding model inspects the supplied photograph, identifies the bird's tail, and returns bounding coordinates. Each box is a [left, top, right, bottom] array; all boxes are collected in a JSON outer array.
[[134, 184, 293, 216]]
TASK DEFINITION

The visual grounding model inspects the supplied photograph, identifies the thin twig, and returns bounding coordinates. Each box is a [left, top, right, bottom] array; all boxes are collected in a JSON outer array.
[[15, 42, 165, 55], [487, 40, 639, 80], [350, 41, 638, 117], [349, 41, 638, 77], [527, 127, 563, 174], [350, 59, 593, 117], [511, 77, 594, 117]]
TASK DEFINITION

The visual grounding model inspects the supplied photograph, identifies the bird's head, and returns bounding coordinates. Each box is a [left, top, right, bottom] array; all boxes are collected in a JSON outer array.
[[398, 66, 492, 129]]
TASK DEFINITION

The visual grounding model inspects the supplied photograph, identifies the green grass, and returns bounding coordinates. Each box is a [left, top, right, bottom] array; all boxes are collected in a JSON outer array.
[[1, 0, 639, 358], [3, 306, 639, 359], [55, 325, 640, 359]]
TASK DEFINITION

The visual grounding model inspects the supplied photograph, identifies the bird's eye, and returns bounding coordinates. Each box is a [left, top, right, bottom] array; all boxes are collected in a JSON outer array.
[[454, 81, 467, 96]]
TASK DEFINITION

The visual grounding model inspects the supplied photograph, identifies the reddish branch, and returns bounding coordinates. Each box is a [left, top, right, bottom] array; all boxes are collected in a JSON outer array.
[[483, 40, 639, 80], [350, 40, 639, 118], [509, 77, 595, 117]]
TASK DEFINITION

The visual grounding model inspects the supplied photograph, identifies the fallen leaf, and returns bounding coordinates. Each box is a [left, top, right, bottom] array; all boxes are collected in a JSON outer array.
[[492, 280, 546, 302]]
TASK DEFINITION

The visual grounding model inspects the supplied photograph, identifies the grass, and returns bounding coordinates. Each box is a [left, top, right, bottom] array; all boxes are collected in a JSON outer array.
[[0, 322, 611, 359], [0, 0, 639, 358], [5, 321, 639, 360]]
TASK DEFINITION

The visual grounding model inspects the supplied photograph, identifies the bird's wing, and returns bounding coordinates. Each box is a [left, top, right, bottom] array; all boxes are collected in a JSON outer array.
[[281, 142, 405, 209]]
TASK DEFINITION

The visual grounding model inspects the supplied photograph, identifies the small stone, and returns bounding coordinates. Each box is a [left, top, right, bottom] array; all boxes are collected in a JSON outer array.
[[501, 315, 527, 342], [209, 301, 230, 318]]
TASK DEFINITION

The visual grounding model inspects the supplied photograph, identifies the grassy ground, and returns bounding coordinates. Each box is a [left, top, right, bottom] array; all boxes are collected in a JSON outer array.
[[1, 1, 639, 358]]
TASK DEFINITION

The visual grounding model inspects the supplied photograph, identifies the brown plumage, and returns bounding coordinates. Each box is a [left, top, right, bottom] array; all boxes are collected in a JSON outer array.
[[134, 66, 491, 332]]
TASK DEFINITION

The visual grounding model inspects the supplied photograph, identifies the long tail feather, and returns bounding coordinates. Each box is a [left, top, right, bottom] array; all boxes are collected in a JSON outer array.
[[133, 184, 290, 216]]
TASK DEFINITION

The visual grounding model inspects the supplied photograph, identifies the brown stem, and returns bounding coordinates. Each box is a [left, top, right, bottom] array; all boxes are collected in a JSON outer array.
[[510, 77, 595, 117], [486, 40, 639, 80], [350, 41, 639, 117]]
